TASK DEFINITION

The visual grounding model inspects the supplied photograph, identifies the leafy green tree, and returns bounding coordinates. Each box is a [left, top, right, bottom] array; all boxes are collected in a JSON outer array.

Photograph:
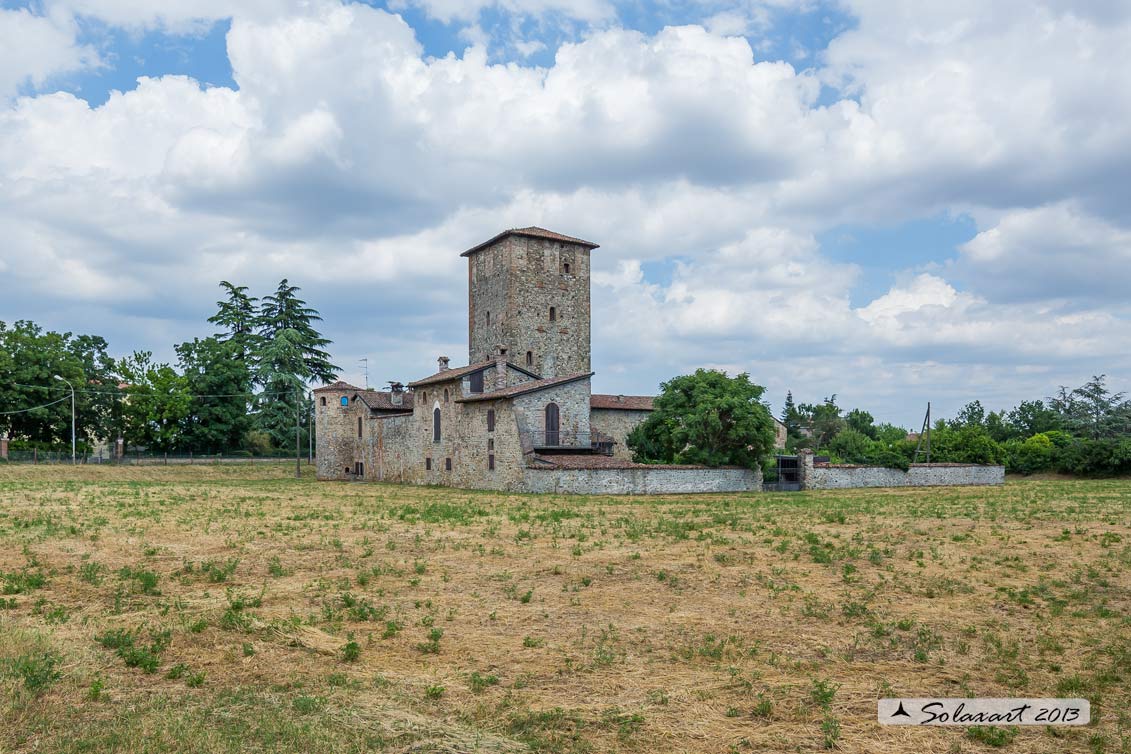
[[798, 396, 844, 452], [1007, 400, 1062, 437], [0, 320, 112, 449], [176, 337, 253, 452], [950, 400, 986, 429], [627, 369, 775, 468], [874, 423, 909, 447], [116, 352, 191, 452], [984, 409, 1016, 442], [845, 408, 877, 439], [828, 428, 874, 463]]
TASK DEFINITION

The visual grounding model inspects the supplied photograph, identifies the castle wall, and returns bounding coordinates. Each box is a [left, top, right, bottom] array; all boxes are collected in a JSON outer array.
[[798, 452, 1004, 489], [589, 408, 649, 461], [521, 466, 760, 495], [315, 387, 367, 480]]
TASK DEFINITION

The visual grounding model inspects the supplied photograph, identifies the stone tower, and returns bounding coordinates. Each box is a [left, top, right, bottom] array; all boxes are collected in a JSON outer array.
[[463, 227, 598, 378]]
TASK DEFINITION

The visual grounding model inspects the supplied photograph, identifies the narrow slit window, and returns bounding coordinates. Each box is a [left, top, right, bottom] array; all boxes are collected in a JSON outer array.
[[426, 458, 432, 471], [433, 407, 441, 443], [487, 439, 494, 451], [445, 457, 452, 471], [488, 454, 495, 470], [526, 351, 533, 367], [487, 409, 495, 432], [549, 306, 556, 322], [357, 417, 362, 438], [486, 311, 491, 326], [444, 388, 449, 403], [563, 262, 570, 274]]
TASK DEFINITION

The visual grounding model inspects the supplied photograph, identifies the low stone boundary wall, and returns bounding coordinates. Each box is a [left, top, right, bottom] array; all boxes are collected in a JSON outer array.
[[521, 466, 759, 495], [805, 462, 1004, 490]]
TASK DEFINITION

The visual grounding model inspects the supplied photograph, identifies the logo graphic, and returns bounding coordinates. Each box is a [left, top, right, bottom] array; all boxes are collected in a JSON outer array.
[[878, 699, 1089, 726]]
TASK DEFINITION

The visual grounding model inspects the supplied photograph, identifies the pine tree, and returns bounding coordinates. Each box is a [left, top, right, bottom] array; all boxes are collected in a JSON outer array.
[[781, 390, 801, 440], [208, 282, 260, 360], [254, 280, 339, 447]]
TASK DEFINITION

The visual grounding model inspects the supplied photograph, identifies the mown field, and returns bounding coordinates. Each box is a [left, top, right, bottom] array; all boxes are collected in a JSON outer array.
[[0, 465, 1128, 753]]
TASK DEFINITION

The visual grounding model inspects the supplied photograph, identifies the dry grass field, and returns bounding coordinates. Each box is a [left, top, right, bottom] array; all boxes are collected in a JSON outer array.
[[0, 464, 1128, 753]]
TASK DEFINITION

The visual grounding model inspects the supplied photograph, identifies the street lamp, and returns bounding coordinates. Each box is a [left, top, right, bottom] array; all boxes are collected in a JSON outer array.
[[53, 375, 76, 465]]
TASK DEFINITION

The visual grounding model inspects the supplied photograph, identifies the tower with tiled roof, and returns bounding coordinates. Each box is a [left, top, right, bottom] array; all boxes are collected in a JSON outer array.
[[462, 227, 598, 379]]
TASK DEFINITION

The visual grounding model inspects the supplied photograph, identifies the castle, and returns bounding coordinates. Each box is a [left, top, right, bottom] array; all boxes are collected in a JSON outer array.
[[313, 227, 761, 494]]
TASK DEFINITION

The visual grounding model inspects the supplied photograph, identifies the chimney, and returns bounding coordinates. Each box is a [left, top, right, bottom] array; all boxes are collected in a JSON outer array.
[[616, 395, 624, 403], [437, 356, 450, 372], [388, 381, 404, 406], [494, 345, 508, 390]]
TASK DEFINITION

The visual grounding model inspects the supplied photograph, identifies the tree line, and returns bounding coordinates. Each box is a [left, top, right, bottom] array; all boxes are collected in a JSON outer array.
[[780, 375, 1131, 476], [0, 281, 338, 456], [625, 369, 1130, 477]]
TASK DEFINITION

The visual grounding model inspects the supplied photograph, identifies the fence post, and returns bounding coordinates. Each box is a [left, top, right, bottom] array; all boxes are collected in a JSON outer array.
[[34, 448, 38, 464], [189, 450, 193, 465], [164, 452, 168, 466]]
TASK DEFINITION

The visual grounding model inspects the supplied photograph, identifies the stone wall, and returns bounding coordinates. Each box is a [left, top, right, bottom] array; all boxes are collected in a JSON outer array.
[[589, 408, 649, 460], [798, 452, 1004, 489], [511, 378, 591, 444], [314, 385, 365, 480], [468, 235, 592, 378], [521, 466, 760, 495]]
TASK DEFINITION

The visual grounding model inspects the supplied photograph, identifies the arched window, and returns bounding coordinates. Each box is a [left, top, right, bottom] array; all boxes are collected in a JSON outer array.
[[444, 388, 449, 403], [320, 396, 326, 406], [340, 396, 349, 406], [433, 407, 441, 443], [563, 262, 570, 274], [545, 402, 560, 445], [549, 306, 556, 322]]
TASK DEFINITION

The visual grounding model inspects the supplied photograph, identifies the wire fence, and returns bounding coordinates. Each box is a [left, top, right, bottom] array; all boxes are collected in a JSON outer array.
[[2, 449, 313, 466]]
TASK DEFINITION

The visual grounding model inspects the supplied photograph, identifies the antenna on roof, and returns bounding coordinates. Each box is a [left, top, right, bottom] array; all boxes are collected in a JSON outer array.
[[359, 358, 369, 389], [913, 402, 931, 463]]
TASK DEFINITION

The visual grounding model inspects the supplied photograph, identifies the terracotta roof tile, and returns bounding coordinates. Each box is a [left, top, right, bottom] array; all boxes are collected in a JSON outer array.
[[354, 390, 414, 412], [408, 360, 541, 388], [460, 227, 599, 257], [313, 380, 362, 392], [456, 372, 593, 403], [590, 394, 654, 411]]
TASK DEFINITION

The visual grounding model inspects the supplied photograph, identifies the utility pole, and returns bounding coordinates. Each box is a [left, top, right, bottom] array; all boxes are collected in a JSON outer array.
[[54, 375, 76, 464], [295, 387, 301, 480], [359, 358, 369, 389], [914, 402, 932, 464]]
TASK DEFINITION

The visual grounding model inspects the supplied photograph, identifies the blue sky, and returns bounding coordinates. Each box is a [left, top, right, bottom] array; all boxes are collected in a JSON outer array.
[[1, 0, 1129, 426]]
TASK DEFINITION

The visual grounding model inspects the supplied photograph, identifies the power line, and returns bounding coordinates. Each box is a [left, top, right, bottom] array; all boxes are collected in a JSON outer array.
[[0, 395, 71, 416], [9, 383, 306, 399]]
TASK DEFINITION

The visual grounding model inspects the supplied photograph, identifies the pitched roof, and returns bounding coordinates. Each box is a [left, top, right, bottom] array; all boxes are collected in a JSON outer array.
[[313, 380, 362, 393], [354, 390, 414, 412], [407, 360, 540, 388], [590, 394, 654, 411], [456, 372, 594, 403], [460, 226, 600, 257]]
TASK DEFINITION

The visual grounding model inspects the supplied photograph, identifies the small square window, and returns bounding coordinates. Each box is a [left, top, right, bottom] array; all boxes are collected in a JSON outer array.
[[445, 457, 452, 471], [320, 396, 327, 406]]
